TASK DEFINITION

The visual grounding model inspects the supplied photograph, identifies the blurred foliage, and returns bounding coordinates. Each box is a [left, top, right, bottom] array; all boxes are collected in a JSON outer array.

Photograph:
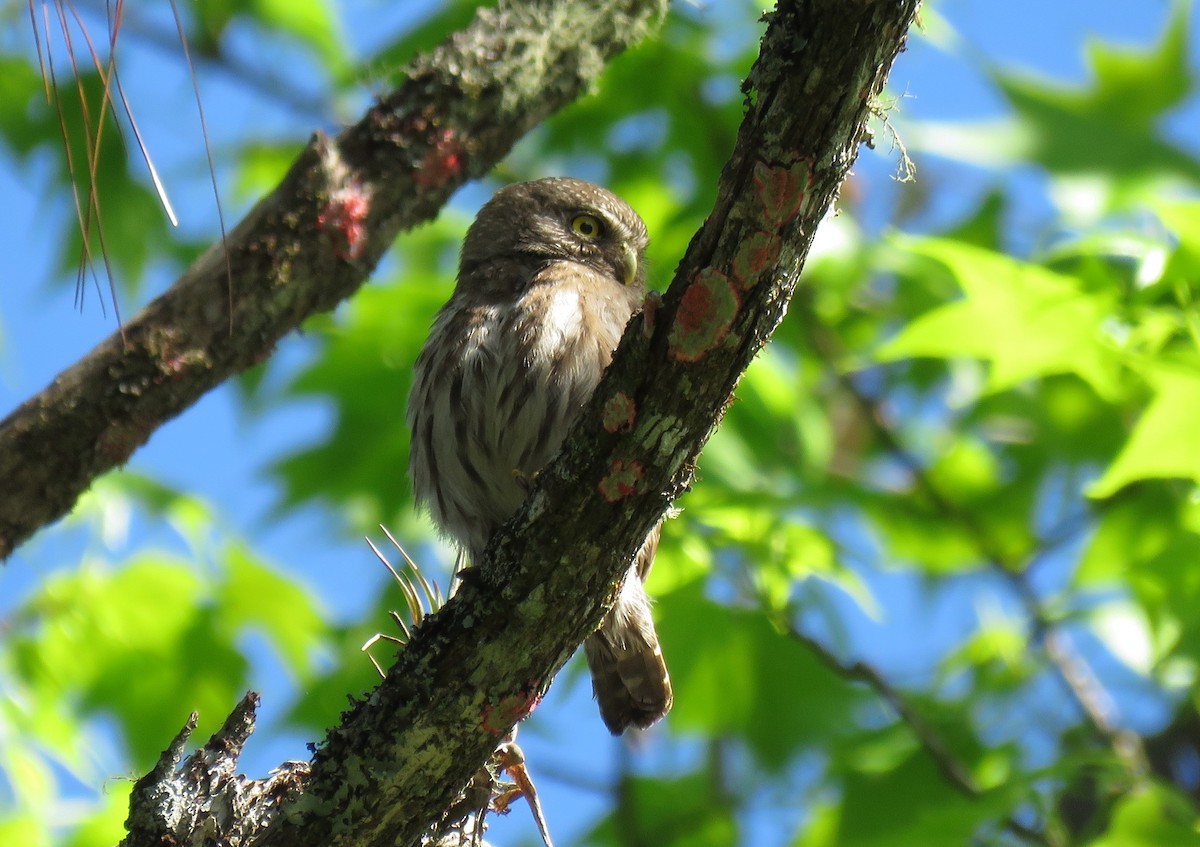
[[3, 1, 1200, 846]]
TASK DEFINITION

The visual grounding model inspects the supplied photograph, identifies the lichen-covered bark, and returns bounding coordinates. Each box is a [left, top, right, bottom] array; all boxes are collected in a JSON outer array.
[[119, 2, 919, 846], [121, 694, 312, 847], [0, 0, 666, 561]]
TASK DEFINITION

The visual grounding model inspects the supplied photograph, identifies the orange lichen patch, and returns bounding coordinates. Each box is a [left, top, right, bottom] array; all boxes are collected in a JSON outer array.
[[667, 268, 740, 362], [597, 459, 644, 502], [602, 392, 637, 434], [753, 159, 809, 228], [732, 230, 782, 290], [481, 683, 544, 735]]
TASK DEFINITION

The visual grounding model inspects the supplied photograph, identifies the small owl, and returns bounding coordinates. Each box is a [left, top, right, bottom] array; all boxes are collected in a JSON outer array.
[[407, 177, 672, 734]]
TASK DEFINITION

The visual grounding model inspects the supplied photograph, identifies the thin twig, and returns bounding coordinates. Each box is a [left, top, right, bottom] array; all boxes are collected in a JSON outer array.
[[75, 0, 332, 119], [799, 298, 1147, 774], [781, 622, 1055, 846], [790, 623, 979, 793], [102, 0, 179, 226], [162, 0, 233, 331]]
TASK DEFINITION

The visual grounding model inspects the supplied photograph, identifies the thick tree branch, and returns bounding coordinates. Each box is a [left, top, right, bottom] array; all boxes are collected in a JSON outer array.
[[0, 0, 666, 560], [120, 2, 920, 846]]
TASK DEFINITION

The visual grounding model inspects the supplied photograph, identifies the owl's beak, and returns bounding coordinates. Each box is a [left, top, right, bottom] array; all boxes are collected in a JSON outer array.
[[621, 243, 638, 286]]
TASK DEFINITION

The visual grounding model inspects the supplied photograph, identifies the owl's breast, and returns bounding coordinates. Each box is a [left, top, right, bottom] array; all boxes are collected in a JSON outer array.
[[527, 286, 586, 363], [490, 279, 619, 467], [408, 265, 639, 562]]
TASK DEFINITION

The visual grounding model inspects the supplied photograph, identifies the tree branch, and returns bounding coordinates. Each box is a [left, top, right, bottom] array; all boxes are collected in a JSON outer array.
[[122, 693, 314, 847], [76, 0, 333, 120], [0, 0, 666, 561], [782, 623, 1057, 847], [120, 1, 920, 846], [800, 297, 1150, 775]]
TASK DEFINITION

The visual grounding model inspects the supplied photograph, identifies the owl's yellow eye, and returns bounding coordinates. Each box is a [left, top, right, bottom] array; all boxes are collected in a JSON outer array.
[[571, 213, 604, 239]]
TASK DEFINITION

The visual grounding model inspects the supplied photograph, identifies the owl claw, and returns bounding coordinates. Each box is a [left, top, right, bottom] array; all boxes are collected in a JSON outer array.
[[493, 740, 555, 847]]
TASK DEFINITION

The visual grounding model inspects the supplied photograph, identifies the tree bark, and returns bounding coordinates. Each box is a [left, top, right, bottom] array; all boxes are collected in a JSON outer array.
[[119, 1, 921, 846], [0, 0, 666, 560]]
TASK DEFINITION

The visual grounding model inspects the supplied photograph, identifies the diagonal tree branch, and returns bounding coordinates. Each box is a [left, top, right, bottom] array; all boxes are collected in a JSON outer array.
[[118, 2, 920, 846], [0, 0, 666, 561], [124, 3, 922, 847]]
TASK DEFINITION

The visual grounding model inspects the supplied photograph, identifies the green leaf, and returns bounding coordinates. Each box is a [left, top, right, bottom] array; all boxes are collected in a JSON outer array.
[[584, 772, 737, 847], [216, 543, 329, 678], [860, 488, 983, 574], [0, 742, 54, 813], [941, 189, 1007, 252], [11, 557, 252, 767], [706, 346, 829, 490], [682, 488, 844, 610], [658, 582, 862, 770], [0, 58, 46, 156], [1154, 198, 1200, 283], [252, 0, 347, 72], [1137, 531, 1200, 666], [906, 8, 1200, 189], [1088, 599, 1154, 674], [926, 437, 1000, 500], [192, 0, 237, 44], [838, 750, 1016, 847], [1077, 487, 1179, 584], [945, 618, 1029, 682], [1085, 784, 1200, 847], [902, 16, 1200, 240], [991, 8, 1200, 183], [1077, 6, 1192, 129], [62, 781, 132, 847], [878, 237, 1122, 398], [234, 140, 306, 201], [1089, 365, 1200, 497], [0, 815, 47, 847], [650, 529, 715, 595]]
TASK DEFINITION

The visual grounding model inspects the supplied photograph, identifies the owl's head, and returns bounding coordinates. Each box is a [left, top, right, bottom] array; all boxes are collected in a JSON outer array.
[[460, 177, 649, 291]]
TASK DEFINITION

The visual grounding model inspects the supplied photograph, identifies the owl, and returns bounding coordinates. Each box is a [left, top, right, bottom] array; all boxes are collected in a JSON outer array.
[[407, 177, 672, 734]]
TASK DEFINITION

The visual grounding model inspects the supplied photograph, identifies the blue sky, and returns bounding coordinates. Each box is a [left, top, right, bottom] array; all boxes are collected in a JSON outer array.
[[1, 1, 1197, 844]]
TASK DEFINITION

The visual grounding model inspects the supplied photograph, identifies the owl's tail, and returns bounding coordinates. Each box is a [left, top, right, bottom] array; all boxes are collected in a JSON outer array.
[[583, 565, 673, 735]]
